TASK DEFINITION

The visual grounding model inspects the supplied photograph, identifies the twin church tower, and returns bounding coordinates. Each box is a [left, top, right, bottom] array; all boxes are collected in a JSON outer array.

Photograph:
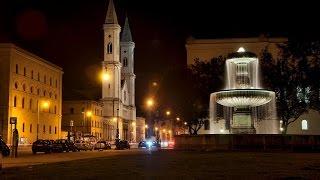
[[101, 0, 136, 141]]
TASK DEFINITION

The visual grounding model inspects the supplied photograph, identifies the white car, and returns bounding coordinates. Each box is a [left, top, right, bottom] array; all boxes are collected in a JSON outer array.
[[74, 140, 94, 151]]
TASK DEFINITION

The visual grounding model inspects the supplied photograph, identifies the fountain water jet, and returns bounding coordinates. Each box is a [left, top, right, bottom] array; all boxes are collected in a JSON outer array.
[[205, 47, 278, 134]]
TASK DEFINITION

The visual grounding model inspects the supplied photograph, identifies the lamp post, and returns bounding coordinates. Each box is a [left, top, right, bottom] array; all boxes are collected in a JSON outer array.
[[145, 98, 154, 138], [37, 100, 49, 140]]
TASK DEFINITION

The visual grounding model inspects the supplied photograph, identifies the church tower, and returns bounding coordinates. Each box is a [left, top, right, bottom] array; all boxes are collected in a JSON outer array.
[[120, 16, 136, 107], [102, 0, 121, 117]]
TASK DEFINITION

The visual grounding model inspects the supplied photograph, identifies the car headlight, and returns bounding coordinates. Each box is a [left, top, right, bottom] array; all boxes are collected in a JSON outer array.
[[146, 141, 152, 147]]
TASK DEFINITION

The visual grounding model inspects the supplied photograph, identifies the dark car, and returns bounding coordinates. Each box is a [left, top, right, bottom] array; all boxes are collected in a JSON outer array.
[[0, 137, 10, 157], [138, 141, 147, 148], [94, 141, 112, 150], [32, 140, 53, 154], [66, 140, 79, 152], [116, 140, 130, 150], [51, 139, 70, 153]]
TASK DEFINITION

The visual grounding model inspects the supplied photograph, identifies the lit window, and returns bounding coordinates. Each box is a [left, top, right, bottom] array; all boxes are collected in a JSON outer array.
[[302, 120, 308, 130]]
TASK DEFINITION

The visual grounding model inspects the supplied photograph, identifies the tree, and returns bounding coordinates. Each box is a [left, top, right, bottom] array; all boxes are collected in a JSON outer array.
[[183, 57, 225, 134], [260, 40, 320, 133]]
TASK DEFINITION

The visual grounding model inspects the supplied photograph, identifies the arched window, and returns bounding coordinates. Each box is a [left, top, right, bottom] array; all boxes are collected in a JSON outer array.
[[55, 79, 58, 88], [14, 96, 17, 107], [37, 88, 40, 95], [43, 90, 46, 97], [302, 120, 308, 130], [23, 67, 26, 76], [14, 82, 18, 89], [43, 125, 46, 133], [16, 64, 19, 74], [22, 123, 25, 132], [23, 84, 26, 91], [49, 126, 52, 134], [123, 57, 128, 67], [31, 70, 34, 79], [54, 106, 57, 114], [107, 42, 112, 54], [22, 98, 25, 108]]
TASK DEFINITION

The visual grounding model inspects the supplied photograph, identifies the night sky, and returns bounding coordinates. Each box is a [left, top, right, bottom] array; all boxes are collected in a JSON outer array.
[[1, 0, 319, 117]]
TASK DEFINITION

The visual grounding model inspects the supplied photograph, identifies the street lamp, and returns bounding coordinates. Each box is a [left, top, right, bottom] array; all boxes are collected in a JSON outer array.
[[165, 110, 171, 116], [146, 98, 154, 108], [176, 117, 180, 121], [37, 100, 50, 140]]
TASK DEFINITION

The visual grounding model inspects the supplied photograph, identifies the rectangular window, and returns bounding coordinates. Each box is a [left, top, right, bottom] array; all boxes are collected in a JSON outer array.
[[55, 126, 57, 134], [22, 123, 25, 132], [49, 126, 52, 134]]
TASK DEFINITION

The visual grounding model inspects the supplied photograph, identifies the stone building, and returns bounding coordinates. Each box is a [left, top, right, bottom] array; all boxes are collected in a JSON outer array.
[[136, 117, 145, 143], [62, 101, 113, 140], [0, 43, 63, 144], [186, 36, 287, 65]]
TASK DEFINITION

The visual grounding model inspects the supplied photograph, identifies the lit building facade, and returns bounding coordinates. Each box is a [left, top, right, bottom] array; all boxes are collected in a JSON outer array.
[[62, 101, 114, 140], [0, 43, 63, 144]]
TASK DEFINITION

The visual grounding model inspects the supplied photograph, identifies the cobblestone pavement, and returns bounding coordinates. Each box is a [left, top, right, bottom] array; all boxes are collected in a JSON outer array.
[[1, 150, 320, 179]]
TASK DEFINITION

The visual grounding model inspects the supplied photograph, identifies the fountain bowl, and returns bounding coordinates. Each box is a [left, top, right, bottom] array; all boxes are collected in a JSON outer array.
[[214, 89, 274, 107]]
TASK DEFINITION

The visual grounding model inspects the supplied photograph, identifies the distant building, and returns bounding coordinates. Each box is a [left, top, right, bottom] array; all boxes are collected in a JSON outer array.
[[0, 43, 63, 144], [185, 36, 287, 65], [62, 101, 114, 140]]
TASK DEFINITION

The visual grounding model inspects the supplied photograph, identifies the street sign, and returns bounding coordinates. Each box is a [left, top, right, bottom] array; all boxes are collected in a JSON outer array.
[[10, 117, 17, 124]]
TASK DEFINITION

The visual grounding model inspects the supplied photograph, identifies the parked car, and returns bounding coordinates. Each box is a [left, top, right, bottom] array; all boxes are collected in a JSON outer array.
[[51, 139, 70, 153], [0, 137, 10, 156], [32, 139, 53, 154], [94, 141, 112, 150], [116, 140, 130, 150], [75, 140, 94, 151], [66, 140, 79, 152]]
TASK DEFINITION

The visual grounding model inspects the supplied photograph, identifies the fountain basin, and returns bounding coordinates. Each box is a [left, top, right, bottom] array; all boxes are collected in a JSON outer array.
[[214, 89, 274, 107]]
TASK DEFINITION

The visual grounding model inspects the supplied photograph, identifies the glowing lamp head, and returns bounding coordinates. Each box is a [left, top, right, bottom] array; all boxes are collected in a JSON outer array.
[[146, 98, 154, 107], [113, 117, 117, 122], [132, 122, 136, 126], [237, 47, 246, 53], [280, 127, 284, 132], [152, 82, 158, 86], [184, 122, 187, 125], [145, 125, 148, 129], [155, 127, 158, 131], [86, 111, 92, 117], [176, 117, 180, 121], [42, 101, 50, 109], [102, 72, 110, 81], [166, 111, 171, 116]]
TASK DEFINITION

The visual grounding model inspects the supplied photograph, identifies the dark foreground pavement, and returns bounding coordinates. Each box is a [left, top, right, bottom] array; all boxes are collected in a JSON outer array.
[[1, 149, 320, 179]]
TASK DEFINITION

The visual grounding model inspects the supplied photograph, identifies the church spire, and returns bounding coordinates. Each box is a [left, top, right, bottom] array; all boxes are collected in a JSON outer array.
[[121, 16, 133, 42], [105, 0, 118, 24]]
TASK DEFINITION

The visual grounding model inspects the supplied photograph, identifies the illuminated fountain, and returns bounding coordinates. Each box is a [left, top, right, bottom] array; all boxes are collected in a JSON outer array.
[[207, 47, 278, 134]]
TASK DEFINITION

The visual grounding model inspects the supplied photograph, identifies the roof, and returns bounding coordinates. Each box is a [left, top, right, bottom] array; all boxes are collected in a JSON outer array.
[[105, 0, 118, 24], [121, 16, 133, 42]]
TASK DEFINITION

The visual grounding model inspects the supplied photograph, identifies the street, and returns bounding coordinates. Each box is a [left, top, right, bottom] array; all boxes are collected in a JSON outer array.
[[2, 148, 320, 179]]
